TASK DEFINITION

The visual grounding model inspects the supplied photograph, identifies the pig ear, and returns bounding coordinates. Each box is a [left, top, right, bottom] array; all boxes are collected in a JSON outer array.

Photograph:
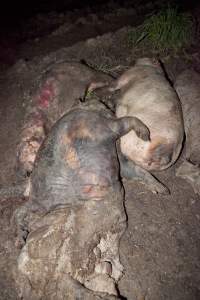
[[108, 116, 150, 141]]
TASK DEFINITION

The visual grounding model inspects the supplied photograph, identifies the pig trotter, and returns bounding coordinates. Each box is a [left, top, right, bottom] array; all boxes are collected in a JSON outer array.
[[110, 116, 150, 141], [119, 151, 170, 195]]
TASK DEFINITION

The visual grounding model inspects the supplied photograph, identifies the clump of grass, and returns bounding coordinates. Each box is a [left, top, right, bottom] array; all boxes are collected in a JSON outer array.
[[128, 6, 193, 53], [85, 88, 95, 100]]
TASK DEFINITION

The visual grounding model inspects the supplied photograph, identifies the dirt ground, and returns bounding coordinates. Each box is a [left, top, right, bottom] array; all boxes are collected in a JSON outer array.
[[0, 3, 200, 300]]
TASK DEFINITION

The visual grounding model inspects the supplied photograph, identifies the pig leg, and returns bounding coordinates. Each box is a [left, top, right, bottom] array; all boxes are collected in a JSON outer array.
[[88, 78, 120, 93], [109, 116, 150, 141], [86, 81, 119, 112], [108, 117, 169, 194], [118, 150, 170, 195], [87, 81, 110, 92]]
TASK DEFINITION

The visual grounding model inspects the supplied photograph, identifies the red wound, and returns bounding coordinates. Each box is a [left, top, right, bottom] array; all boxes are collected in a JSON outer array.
[[37, 81, 55, 109]]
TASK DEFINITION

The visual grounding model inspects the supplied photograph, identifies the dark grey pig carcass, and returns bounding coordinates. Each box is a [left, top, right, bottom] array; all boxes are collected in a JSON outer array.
[[14, 100, 150, 299]]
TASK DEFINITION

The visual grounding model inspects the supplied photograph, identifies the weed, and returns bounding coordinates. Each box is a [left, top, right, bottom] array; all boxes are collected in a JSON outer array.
[[128, 6, 193, 53], [85, 88, 95, 100]]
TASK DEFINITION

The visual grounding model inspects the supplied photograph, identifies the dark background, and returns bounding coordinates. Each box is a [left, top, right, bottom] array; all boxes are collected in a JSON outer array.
[[1, 0, 197, 22]]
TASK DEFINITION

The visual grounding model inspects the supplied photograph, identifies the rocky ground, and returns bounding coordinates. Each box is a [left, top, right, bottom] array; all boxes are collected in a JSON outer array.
[[0, 1, 200, 299]]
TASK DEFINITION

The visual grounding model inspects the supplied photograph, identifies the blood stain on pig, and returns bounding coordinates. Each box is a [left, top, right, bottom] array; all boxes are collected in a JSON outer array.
[[82, 184, 108, 199], [79, 170, 109, 199], [36, 79, 57, 109]]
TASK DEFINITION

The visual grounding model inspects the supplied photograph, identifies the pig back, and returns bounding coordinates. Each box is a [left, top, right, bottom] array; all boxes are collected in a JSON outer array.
[[29, 109, 121, 212]]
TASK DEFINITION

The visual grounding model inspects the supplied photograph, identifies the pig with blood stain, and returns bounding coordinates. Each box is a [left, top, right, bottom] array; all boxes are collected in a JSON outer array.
[[13, 60, 165, 198], [16, 61, 112, 176], [0, 61, 164, 201]]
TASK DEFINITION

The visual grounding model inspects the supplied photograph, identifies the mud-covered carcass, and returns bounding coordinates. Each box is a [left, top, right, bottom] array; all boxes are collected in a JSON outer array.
[[14, 98, 150, 299]]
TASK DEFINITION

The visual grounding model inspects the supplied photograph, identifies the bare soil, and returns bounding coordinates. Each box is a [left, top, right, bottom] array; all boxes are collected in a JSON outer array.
[[0, 3, 200, 300]]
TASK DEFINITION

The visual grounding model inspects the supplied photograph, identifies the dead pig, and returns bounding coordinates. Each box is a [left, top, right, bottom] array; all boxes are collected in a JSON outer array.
[[174, 69, 200, 195], [15, 99, 150, 299], [17, 61, 112, 176], [27, 100, 149, 212], [110, 58, 184, 171], [92, 58, 184, 193]]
